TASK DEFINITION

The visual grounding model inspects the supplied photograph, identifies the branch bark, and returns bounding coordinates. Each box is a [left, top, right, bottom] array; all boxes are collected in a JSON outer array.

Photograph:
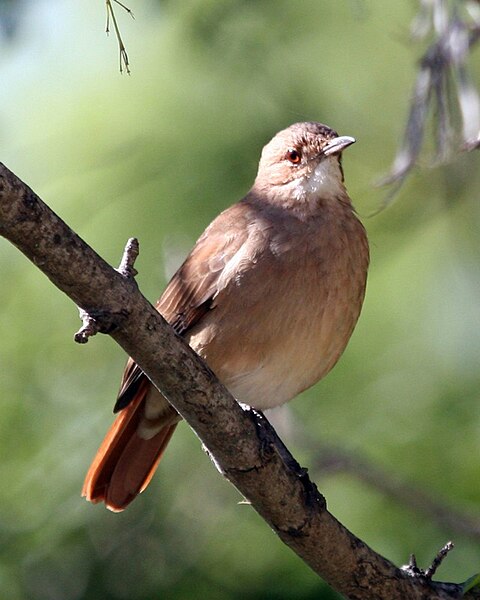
[[0, 162, 476, 600]]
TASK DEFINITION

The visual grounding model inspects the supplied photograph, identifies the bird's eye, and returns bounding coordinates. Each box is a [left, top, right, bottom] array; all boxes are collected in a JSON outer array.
[[286, 148, 301, 164]]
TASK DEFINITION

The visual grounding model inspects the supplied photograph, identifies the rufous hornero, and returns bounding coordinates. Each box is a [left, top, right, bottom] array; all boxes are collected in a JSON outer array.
[[82, 122, 369, 511]]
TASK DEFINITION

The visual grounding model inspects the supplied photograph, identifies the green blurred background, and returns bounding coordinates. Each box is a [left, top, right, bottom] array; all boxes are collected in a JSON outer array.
[[0, 1, 479, 598]]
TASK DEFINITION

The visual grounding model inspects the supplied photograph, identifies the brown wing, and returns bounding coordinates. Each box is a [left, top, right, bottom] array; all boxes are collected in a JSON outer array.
[[114, 202, 251, 412]]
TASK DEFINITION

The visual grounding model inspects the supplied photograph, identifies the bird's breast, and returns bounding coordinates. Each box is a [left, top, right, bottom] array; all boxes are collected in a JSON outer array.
[[186, 207, 368, 410]]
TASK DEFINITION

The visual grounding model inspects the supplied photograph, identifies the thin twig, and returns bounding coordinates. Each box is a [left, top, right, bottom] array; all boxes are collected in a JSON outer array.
[[75, 237, 139, 343], [402, 542, 455, 580], [117, 237, 139, 279], [74, 308, 101, 343], [425, 542, 455, 579], [105, 0, 134, 74], [112, 0, 134, 16], [402, 542, 454, 580]]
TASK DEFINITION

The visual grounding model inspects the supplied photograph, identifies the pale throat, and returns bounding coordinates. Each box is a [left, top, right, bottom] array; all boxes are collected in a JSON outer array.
[[292, 156, 346, 201]]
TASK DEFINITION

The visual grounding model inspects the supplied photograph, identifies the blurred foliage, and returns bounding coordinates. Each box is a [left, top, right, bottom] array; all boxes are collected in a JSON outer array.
[[380, 0, 480, 195], [0, 0, 24, 39], [0, 1, 479, 599]]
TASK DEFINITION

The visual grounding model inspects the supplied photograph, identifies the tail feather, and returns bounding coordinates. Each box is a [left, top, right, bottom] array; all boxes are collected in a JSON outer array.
[[105, 422, 178, 511], [82, 380, 178, 512]]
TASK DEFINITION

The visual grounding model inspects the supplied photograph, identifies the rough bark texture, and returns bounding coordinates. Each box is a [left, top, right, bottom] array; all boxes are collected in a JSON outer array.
[[0, 162, 477, 600]]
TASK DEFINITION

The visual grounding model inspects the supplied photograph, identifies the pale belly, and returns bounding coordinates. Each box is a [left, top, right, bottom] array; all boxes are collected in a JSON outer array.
[[185, 249, 365, 410]]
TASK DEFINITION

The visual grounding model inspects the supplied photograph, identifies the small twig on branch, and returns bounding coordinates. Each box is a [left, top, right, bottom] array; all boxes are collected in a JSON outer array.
[[425, 542, 455, 580], [75, 308, 101, 343], [402, 542, 454, 580], [105, 0, 134, 74], [74, 237, 139, 343], [1, 162, 479, 599], [116, 237, 139, 279], [112, 0, 134, 16]]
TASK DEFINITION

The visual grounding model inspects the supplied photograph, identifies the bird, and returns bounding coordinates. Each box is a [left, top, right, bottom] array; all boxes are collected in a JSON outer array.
[[82, 121, 369, 512]]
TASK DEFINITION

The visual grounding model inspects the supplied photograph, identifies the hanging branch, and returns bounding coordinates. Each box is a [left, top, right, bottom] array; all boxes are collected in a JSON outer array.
[[380, 0, 480, 203], [105, 0, 134, 74]]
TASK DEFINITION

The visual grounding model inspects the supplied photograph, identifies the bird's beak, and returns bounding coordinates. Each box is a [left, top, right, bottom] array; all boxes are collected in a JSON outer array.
[[322, 136, 356, 156]]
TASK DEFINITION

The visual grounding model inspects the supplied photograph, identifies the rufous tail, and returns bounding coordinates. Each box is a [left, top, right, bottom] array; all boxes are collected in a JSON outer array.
[[82, 383, 178, 512]]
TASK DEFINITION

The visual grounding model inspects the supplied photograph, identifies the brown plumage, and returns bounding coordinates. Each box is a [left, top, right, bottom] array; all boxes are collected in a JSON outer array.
[[82, 122, 369, 511]]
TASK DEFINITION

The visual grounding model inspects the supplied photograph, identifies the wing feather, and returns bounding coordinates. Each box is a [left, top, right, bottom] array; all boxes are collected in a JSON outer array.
[[115, 203, 250, 410]]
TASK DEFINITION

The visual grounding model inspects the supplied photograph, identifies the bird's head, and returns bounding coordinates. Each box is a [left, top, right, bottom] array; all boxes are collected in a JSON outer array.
[[254, 122, 355, 203]]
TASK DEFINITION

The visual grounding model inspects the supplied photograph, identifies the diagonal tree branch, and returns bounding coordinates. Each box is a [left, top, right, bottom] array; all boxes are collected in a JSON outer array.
[[0, 162, 477, 600]]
